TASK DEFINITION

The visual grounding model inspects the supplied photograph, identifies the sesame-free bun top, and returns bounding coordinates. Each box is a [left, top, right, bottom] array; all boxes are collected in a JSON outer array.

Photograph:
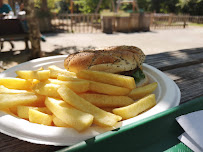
[[64, 46, 145, 73]]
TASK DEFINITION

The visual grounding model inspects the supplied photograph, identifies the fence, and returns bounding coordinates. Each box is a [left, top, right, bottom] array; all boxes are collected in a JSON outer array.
[[51, 14, 101, 33], [188, 16, 203, 24], [150, 13, 189, 29], [50, 13, 203, 33]]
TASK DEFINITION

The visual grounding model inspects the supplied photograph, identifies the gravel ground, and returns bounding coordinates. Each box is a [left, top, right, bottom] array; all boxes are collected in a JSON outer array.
[[0, 26, 203, 72]]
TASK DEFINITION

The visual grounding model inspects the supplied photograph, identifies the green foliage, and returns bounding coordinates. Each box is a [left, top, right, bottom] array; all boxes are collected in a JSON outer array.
[[177, 0, 203, 15], [34, 0, 203, 15], [75, 0, 111, 13]]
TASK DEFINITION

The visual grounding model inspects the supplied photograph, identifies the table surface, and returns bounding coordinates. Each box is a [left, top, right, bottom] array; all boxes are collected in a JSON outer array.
[[0, 48, 203, 152]]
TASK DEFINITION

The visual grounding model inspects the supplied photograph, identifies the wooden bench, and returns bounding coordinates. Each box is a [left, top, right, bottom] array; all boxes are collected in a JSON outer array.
[[0, 19, 29, 51]]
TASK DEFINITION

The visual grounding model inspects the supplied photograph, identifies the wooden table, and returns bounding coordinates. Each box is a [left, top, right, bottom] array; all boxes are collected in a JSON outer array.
[[0, 48, 203, 152]]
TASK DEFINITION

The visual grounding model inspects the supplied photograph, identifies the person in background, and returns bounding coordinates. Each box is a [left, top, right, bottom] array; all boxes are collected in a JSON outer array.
[[0, 0, 13, 18], [18, 2, 46, 42]]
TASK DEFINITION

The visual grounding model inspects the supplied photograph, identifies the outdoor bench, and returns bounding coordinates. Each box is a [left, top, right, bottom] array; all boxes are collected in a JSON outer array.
[[0, 18, 29, 51]]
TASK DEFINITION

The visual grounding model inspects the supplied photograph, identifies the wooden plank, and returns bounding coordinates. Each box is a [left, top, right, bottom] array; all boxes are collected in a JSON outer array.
[[164, 63, 203, 104], [0, 133, 63, 152], [145, 48, 203, 71]]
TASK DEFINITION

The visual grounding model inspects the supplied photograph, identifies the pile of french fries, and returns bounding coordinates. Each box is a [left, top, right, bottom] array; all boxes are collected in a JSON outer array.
[[0, 65, 158, 132]]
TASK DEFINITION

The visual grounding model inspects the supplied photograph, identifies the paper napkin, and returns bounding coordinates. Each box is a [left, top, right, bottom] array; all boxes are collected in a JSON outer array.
[[176, 110, 203, 152], [178, 132, 203, 152]]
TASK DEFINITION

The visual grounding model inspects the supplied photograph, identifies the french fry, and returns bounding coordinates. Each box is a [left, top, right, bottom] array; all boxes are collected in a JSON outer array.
[[77, 70, 136, 89], [34, 83, 61, 98], [52, 115, 71, 127], [45, 97, 93, 131], [48, 79, 89, 93], [48, 65, 76, 78], [0, 78, 32, 90], [57, 74, 83, 81], [29, 109, 53, 126], [58, 86, 122, 127], [0, 85, 34, 94], [17, 106, 52, 119], [33, 80, 89, 98], [128, 82, 158, 100], [16, 70, 50, 81], [79, 93, 134, 108], [9, 106, 18, 115], [113, 94, 156, 119], [89, 81, 131, 96], [0, 93, 45, 110]]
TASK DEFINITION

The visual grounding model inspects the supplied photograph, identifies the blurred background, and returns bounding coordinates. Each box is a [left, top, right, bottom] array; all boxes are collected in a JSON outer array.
[[0, 0, 203, 72]]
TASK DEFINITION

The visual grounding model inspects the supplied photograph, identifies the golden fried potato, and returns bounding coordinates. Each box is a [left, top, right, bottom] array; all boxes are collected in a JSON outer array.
[[0, 85, 34, 94], [79, 93, 134, 108], [34, 83, 61, 99], [89, 81, 131, 96], [77, 70, 136, 89], [45, 97, 93, 131], [48, 65, 76, 78], [57, 74, 83, 81], [0, 78, 32, 90], [113, 94, 156, 119], [16, 70, 50, 81], [33, 80, 89, 98], [29, 109, 53, 126], [52, 115, 71, 127], [0, 93, 45, 110], [128, 82, 158, 100], [58, 86, 122, 127], [17, 106, 52, 119], [48, 79, 89, 93]]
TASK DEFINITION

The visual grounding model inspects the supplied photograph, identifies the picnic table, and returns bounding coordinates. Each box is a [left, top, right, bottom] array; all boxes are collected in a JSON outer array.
[[0, 48, 203, 152]]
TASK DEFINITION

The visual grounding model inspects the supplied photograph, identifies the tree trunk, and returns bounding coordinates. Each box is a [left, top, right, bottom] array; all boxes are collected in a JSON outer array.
[[23, 0, 42, 59], [111, 0, 115, 12], [95, 0, 103, 14], [41, 0, 48, 11]]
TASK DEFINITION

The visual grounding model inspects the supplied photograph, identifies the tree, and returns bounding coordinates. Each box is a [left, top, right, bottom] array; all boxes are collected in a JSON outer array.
[[75, 0, 111, 13], [23, 0, 42, 59]]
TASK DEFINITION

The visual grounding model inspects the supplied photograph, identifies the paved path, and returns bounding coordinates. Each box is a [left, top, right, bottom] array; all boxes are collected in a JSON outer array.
[[0, 26, 203, 72]]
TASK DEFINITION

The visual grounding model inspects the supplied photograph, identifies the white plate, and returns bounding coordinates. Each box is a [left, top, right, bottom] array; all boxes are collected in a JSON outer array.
[[0, 55, 181, 146]]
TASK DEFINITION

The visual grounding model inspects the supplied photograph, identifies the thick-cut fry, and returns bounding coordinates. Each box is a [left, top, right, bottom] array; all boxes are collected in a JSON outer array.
[[34, 83, 61, 98], [77, 70, 136, 89], [79, 93, 134, 108], [58, 86, 122, 127], [57, 74, 83, 81], [0, 85, 34, 94], [0, 94, 45, 110], [48, 65, 76, 78], [0, 78, 32, 90], [48, 79, 89, 93], [17, 106, 52, 119], [29, 109, 53, 126], [89, 81, 131, 96], [113, 94, 156, 119], [16, 70, 50, 81], [52, 115, 71, 127], [45, 97, 93, 131], [128, 82, 158, 100], [33, 80, 89, 97]]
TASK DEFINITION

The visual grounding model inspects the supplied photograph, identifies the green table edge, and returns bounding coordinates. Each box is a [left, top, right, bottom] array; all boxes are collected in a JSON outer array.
[[57, 96, 203, 152]]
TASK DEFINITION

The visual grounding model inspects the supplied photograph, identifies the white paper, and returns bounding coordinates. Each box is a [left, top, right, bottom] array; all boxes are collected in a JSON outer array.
[[178, 132, 203, 152], [176, 110, 203, 150]]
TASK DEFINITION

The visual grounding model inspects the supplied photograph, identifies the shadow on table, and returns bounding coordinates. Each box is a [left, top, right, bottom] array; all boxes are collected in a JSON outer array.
[[146, 47, 203, 103]]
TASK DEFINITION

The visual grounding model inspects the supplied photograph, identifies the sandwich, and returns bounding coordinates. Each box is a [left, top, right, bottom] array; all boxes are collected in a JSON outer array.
[[64, 46, 149, 87]]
